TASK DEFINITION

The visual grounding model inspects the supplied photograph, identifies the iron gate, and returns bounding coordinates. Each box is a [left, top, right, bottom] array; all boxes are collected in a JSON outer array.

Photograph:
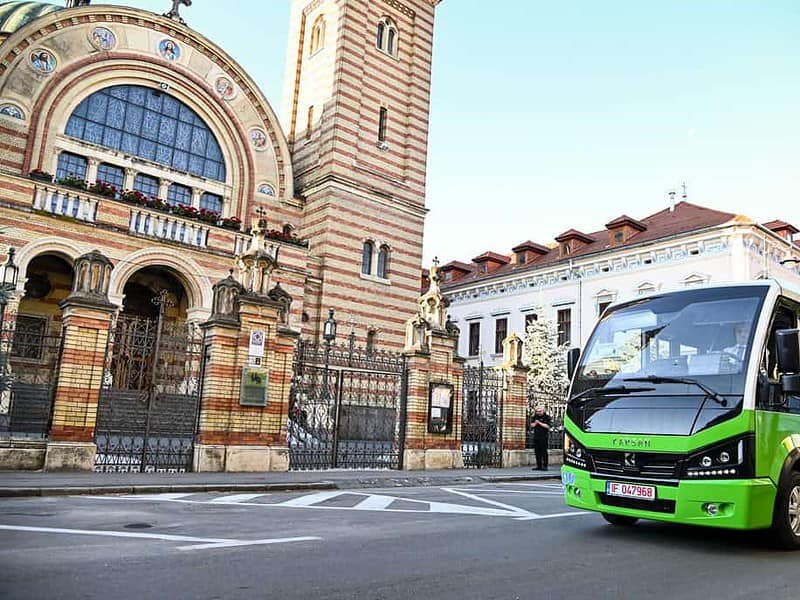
[[288, 337, 407, 470], [0, 315, 63, 439], [462, 364, 504, 467], [94, 313, 204, 472]]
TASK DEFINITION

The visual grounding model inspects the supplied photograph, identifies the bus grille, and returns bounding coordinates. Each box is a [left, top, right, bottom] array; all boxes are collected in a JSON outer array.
[[599, 493, 676, 514], [591, 450, 681, 479]]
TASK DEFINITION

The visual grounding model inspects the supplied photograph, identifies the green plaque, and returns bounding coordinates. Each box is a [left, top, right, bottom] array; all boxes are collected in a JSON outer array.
[[240, 366, 269, 406]]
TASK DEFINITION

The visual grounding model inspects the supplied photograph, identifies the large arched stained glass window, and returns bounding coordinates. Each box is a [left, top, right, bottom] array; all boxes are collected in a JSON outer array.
[[64, 85, 226, 182]]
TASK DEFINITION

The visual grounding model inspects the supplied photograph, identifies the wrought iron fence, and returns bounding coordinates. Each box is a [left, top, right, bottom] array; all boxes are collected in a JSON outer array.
[[461, 364, 504, 468], [288, 337, 407, 470], [0, 315, 63, 439], [526, 389, 567, 450]]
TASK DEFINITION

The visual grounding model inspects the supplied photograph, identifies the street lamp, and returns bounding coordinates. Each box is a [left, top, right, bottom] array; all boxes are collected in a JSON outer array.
[[0, 247, 19, 327], [323, 307, 337, 343]]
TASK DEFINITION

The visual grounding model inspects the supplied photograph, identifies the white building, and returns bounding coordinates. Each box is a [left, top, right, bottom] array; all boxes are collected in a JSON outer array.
[[440, 201, 800, 366]]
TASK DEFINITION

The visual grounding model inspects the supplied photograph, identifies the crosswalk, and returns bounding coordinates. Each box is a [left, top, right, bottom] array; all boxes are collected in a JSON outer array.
[[95, 483, 584, 521]]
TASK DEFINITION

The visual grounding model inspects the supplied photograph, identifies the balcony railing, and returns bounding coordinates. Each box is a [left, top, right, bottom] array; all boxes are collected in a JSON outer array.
[[32, 185, 98, 222], [128, 208, 210, 248]]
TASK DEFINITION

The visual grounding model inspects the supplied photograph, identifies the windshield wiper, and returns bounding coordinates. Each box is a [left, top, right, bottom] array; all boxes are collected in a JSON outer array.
[[623, 375, 728, 407], [570, 385, 655, 405]]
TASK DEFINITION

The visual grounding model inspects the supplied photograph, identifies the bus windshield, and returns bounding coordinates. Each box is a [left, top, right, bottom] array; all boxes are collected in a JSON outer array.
[[569, 286, 768, 435]]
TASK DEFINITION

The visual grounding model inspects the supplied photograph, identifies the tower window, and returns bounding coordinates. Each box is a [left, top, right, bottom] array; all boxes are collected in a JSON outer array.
[[378, 108, 388, 142], [309, 15, 326, 55], [306, 105, 314, 139], [361, 240, 374, 275], [377, 245, 390, 279], [376, 17, 398, 56]]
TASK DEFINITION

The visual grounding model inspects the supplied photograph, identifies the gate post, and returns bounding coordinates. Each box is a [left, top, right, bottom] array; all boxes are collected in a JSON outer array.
[[500, 333, 530, 467], [45, 250, 115, 471], [402, 263, 464, 470]]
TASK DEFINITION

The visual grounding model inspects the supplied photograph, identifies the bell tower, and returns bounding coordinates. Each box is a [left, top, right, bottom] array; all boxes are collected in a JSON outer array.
[[282, 0, 442, 349]]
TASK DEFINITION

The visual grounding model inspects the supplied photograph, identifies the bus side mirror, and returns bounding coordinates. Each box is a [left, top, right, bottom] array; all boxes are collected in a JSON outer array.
[[776, 329, 800, 394], [567, 347, 581, 380]]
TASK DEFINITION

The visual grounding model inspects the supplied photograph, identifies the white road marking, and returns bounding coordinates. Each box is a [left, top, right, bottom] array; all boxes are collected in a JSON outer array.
[[451, 487, 564, 496], [0, 524, 321, 551], [278, 491, 343, 507], [134, 493, 194, 501], [440, 487, 539, 518], [208, 493, 265, 504], [352, 494, 397, 510]]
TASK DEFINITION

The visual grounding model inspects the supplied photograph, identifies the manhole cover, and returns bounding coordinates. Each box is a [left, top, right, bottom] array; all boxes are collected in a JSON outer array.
[[123, 523, 153, 529]]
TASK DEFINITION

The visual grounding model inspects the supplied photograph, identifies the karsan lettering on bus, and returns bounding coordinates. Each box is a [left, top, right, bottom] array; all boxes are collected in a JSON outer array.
[[612, 438, 652, 449]]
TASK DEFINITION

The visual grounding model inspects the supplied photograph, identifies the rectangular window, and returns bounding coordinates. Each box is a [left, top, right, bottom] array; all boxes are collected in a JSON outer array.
[[56, 152, 88, 182], [11, 315, 47, 360], [378, 107, 388, 141], [199, 192, 222, 214], [557, 308, 572, 346], [133, 173, 160, 199], [598, 301, 611, 317], [494, 318, 507, 354], [96, 163, 124, 192], [468, 322, 480, 356], [167, 182, 192, 207], [524, 312, 538, 332]]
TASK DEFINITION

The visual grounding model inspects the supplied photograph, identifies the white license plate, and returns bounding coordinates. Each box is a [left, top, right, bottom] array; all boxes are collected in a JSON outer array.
[[606, 481, 656, 501]]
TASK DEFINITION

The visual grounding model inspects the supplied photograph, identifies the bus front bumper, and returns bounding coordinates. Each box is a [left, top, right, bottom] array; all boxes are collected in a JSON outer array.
[[561, 466, 776, 530]]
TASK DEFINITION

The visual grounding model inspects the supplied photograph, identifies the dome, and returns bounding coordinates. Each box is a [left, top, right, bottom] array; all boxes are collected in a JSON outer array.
[[0, 1, 62, 35]]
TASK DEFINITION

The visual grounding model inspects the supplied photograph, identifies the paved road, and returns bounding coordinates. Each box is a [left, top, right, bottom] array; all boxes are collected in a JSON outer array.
[[0, 482, 796, 599]]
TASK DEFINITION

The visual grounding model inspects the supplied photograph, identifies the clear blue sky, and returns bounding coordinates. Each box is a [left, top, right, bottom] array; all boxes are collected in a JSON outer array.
[[104, 0, 800, 266]]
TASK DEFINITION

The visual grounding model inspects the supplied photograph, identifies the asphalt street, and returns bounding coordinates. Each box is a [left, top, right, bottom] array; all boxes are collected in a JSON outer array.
[[0, 482, 796, 600]]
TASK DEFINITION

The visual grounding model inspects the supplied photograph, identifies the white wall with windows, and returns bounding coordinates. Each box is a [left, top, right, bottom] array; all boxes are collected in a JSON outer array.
[[445, 224, 800, 366]]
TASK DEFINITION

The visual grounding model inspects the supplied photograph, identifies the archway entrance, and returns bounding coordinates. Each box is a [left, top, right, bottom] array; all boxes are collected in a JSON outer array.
[[94, 267, 205, 472], [2, 254, 72, 439]]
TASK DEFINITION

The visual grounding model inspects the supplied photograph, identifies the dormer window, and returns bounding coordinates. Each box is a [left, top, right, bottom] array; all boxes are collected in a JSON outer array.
[[517, 252, 526, 265], [376, 17, 398, 57], [614, 231, 623, 243], [562, 243, 571, 256]]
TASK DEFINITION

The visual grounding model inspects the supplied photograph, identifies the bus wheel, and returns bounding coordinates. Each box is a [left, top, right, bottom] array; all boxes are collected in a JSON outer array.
[[770, 472, 800, 549], [602, 513, 638, 526]]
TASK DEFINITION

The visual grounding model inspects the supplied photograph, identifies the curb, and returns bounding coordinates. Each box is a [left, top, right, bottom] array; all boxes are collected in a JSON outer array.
[[0, 473, 562, 498]]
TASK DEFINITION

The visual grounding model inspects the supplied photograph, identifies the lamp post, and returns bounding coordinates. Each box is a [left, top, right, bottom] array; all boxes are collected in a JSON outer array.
[[322, 307, 338, 465], [0, 248, 19, 331]]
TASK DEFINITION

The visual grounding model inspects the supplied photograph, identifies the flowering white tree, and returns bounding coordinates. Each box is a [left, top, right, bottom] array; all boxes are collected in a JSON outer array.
[[522, 307, 569, 398]]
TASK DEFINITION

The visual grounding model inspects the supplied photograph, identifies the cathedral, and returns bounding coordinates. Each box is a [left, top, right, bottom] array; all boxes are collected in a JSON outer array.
[[0, 0, 442, 471]]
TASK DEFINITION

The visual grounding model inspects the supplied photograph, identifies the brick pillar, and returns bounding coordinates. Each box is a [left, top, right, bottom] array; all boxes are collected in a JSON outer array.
[[195, 273, 298, 472], [45, 300, 114, 470], [403, 329, 465, 470], [45, 250, 116, 471], [500, 333, 532, 467]]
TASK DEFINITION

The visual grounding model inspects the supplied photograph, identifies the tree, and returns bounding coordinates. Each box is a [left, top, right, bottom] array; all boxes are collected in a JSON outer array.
[[522, 307, 569, 399]]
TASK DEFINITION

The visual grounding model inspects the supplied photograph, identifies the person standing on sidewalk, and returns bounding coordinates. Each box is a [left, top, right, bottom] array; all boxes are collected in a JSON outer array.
[[530, 405, 552, 471]]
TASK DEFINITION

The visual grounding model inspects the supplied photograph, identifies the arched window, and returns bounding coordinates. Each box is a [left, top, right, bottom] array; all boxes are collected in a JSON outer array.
[[97, 162, 124, 190], [133, 173, 159, 198], [64, 84, 226, 182], [309, 15, 326, 55], [377, 245, 390, 279], [376, 17, 398, 56], [362, 241, 374, 275], [167, 183, 192, 207]]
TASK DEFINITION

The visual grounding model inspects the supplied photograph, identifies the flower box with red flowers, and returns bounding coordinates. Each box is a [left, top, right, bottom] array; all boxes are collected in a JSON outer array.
[[29, 169, 54, 182], [221, 216, 242, 231], [88, 180, 118, 199]]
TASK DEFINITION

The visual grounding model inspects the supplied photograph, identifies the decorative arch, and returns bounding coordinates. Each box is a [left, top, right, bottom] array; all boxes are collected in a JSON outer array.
[[13, 237, 85, 292], [309, 14, 326, 55], [107, 247, 213, 311]]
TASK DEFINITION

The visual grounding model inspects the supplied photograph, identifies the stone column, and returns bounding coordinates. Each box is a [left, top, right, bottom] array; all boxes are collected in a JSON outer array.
[[123, 167, 136, 191], [45, 250, 116, 470], [86, 158, 99, 185], [500, 333, 530, 467]]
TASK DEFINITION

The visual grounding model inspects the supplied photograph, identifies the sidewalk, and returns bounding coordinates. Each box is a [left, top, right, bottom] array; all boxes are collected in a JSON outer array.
[[0, 466, 561, 498]]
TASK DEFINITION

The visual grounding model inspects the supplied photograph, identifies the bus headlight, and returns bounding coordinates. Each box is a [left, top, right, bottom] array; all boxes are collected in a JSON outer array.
[[563, 433, 591, 470], [682, 436, 754, 479]]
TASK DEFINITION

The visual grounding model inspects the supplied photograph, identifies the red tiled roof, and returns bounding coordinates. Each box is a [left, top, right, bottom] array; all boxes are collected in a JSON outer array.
[[511, 240, 550, 254], [763, 220, 799, 234], [605, 214, 647, 231], [472, 251, 510, 264], [440, 260, 472, 272], [554, 229, 594, 243], [441, 201, 739, 289]]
